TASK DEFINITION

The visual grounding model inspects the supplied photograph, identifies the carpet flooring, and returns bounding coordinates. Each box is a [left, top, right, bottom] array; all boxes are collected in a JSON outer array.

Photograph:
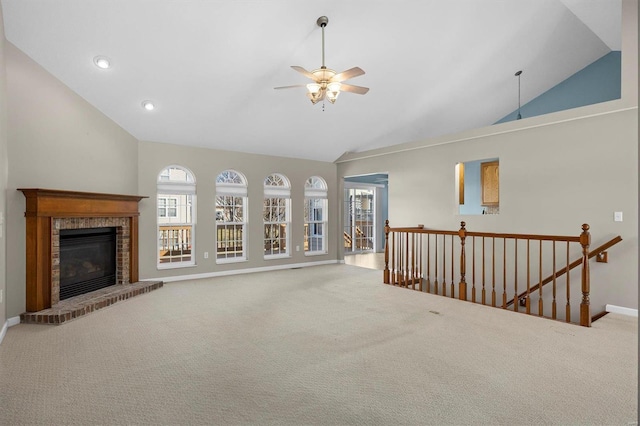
[[0, 264, 636, 425]]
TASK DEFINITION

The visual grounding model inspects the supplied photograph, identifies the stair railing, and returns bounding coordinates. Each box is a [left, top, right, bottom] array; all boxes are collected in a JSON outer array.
[[383, 221, 620, 327], [506, 235, 623, 308]]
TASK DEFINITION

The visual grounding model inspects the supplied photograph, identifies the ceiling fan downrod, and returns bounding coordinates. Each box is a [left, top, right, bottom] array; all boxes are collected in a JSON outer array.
[[317, 16, 328, 69]]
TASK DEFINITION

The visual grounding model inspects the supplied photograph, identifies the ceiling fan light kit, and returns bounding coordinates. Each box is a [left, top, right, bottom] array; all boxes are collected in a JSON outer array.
[[275, 16, 369, 106]]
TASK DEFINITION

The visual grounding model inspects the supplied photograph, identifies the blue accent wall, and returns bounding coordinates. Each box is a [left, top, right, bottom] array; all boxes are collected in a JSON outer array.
[[496, 51, 621, 124]]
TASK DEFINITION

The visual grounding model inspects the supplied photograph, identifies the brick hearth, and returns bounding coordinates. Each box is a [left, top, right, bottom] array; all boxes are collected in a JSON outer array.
[[20, 280, 163, 325]]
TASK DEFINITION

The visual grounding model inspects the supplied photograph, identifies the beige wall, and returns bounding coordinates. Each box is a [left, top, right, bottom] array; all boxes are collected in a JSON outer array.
[[0, 4, 8, 328], [5, 44, 139, 318], [137, 140, 339, 280], [338, 108, 638, 311], [336, 0, 638, 312]]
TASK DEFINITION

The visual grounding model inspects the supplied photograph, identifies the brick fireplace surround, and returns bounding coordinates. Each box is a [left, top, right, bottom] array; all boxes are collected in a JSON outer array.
[[18, 189, 162, 324]]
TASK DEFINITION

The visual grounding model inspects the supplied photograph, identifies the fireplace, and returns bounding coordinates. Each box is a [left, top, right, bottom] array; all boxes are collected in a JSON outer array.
[[59, 227, 117, 300], [19, 188, 147, 312]]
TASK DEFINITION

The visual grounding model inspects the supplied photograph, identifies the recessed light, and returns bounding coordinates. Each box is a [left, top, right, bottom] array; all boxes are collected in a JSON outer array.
[[142, 101, 155, 111], [93, 56, 111, 69]]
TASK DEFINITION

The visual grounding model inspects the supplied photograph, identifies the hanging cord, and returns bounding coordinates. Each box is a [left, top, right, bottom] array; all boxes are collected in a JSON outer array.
[[515, 70, 522, 120]]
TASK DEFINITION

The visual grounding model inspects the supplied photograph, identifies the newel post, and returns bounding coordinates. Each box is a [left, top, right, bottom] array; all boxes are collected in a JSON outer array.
[[579, 224, 591, 327], [383, 219, 390, 284], [458, 221, 467, 301]]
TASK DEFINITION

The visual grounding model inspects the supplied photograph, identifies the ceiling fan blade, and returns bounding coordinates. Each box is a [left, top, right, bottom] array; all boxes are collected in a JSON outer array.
[[331, 67, 365, 82], [291, 66, 318, 80], [340, 84, 369, 95], [274, 84, 307, 90]]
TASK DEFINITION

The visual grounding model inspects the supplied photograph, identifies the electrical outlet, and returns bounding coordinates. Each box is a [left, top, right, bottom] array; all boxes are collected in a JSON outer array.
[[204, 252, 209, 259], [296, 245, 300, 252]]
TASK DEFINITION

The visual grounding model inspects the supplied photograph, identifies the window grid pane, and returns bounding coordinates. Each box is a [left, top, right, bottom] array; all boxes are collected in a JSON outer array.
[[264, 197, 289, 257], [216, 195, 247, 260], [304, 197, 327, 253], [157, 183, 195, 265]]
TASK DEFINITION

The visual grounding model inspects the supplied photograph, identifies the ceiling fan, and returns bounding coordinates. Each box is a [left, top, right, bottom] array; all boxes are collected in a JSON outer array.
[[275, 16, 369, 105]]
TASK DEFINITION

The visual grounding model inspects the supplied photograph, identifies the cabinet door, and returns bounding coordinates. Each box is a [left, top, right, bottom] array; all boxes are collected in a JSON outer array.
[[481, 161, 499, 206]]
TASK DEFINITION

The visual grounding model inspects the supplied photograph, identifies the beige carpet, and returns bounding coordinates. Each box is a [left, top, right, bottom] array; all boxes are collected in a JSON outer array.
[[0, 264, 636, 425]]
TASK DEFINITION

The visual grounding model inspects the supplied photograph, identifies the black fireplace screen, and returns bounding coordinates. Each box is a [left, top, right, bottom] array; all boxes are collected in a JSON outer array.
[[59, 227, 117, 300]]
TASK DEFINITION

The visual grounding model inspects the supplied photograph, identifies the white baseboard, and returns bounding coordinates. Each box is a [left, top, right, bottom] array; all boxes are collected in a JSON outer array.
[[147, 259, 340, 283], [0, 316, 21, 346], [605, 304, 638, 317]]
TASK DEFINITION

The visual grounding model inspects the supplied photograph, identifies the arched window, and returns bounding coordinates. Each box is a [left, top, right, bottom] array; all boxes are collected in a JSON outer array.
[[216, 170, 248, 262], [263, 173, 291, 258], [304, 176, 328, 255], [157, 165, 196, 267]]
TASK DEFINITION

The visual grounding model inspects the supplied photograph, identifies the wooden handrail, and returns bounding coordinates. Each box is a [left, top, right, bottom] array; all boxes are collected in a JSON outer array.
[[506, 235, 622, 307], [383, 221, 620, 327], [388, 226, 582, 243]]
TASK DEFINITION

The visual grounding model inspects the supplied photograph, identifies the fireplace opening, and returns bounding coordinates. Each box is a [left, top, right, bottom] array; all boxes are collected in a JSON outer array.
[[59, 227, 117, 300]]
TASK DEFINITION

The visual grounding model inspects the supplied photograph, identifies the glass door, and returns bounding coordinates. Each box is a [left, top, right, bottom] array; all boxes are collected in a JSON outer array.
[[344, 187, 375, 254]]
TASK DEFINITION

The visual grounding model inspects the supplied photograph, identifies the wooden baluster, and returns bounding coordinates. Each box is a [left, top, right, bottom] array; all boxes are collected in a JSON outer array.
[[451, 234, 455, 298], [513, 239, 519, 312], [526, 239, 531, 314], [411, 233, 416, 290], [580, 224, 591, 327], [538, 240, 543, 316], [471, 236, 476, 303], [415, 232, 421, 290], [384, 220, 390, 284], [405, 231, 409, 288], [491, 237, 496, 307], [434, 235, 439, 295], [398, 232, 403, 286], [398, 232, 403, 287], [502, 238, 507, 308], [552, 242, 557, 320], [458, 222, 467, 301], [397, 232, 402, 286], [481, 236, 486, 305], [566, 242, 571, 322], [391, 231, 396, 285], [442, 234, 447, 296], [418, 233, 423, 292], [426, 235, 431, 293]]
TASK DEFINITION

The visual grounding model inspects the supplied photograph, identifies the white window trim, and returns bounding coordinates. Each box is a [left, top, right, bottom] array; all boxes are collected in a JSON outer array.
[[216, 170, 248, 263], [215, 196, 248, 264], [157, 166, 197, 269], [263, 197, 291, 259], [264, 174, 291, 259], [305, 177, 328, 256]]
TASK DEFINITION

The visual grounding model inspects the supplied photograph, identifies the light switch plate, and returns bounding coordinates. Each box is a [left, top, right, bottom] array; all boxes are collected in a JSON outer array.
[[614, 211, 623, 222]]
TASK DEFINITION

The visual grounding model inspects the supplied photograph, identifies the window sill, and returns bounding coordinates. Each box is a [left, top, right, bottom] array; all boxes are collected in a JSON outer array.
[[304, 251, 328, 257], [157, 262, 197, 270], [216, 257, 248, 265], [264, 254, 291, 260]]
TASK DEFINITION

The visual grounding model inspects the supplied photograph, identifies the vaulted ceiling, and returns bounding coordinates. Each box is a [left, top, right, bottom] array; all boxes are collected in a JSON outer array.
[[1, 0, 620, 162]]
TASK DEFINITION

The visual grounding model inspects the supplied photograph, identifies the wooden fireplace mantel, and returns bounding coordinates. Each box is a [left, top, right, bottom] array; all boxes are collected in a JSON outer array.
[[19, 188, 148, 312]]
